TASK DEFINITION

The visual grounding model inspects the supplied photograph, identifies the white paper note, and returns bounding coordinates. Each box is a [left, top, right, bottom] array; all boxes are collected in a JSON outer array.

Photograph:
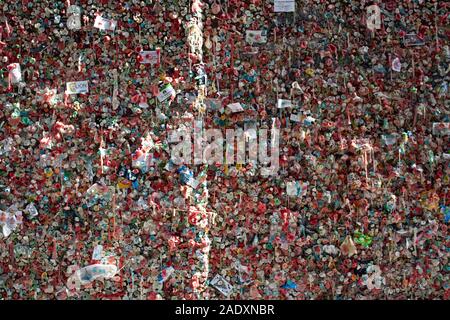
[[274, 0, 296, 12], [94, 16, 117, 31], [66, 81, 89, 94]]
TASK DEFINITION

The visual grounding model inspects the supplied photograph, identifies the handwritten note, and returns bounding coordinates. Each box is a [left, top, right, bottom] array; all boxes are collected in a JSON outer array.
[[274, 0, 295, 12], [94, 16, 117, 31], [66, 81, 89, 94], [139, 50, 160, 64]]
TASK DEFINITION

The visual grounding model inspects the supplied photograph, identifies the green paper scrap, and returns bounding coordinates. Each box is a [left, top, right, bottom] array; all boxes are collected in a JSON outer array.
[[354, 231, 373, 248]]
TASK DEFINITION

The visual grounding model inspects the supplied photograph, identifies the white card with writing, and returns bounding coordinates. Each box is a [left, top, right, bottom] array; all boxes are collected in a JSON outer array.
[[66, 81, 89, 94], [274, 0, 296, 12], [157, 84, 176, 102], [227, 102, 244, 113], [277, 99, 292, 108], [210, 274, 234, 296], [139, 50, 160, 64], [290, 114, 301, 122], [92, 245, 104, 260], [7, 63, 22, 84], [94, 16, 117, 31], [245, 30, 267, 44]]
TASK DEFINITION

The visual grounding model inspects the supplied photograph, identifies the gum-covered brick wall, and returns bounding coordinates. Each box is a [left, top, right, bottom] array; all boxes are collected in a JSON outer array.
[[0, 0, 449, 300]]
